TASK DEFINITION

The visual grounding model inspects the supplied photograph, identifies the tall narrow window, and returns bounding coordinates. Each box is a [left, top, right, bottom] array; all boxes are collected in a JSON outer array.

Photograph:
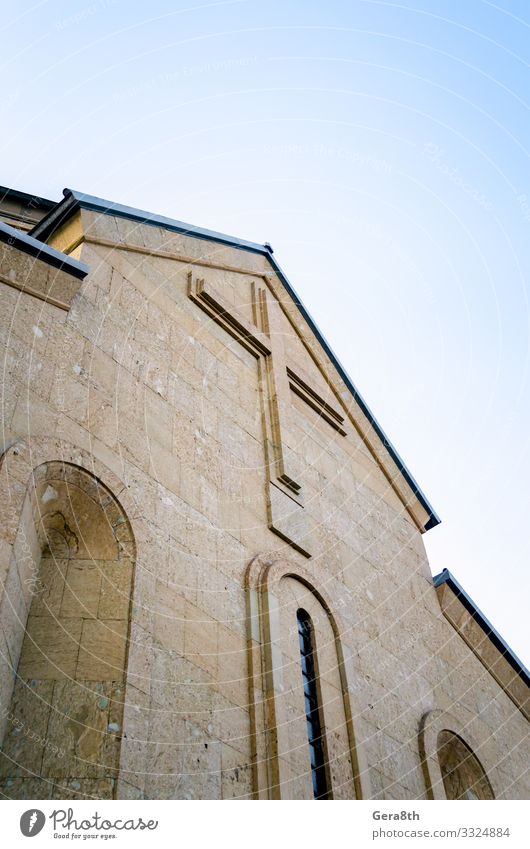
[[297, 608, 330, 799]]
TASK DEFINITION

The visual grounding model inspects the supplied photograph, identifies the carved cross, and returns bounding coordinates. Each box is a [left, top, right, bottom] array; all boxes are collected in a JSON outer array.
[[188, 272, 346, 556]]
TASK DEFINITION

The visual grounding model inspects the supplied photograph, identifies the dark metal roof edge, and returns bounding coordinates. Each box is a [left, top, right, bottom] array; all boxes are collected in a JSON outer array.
[[0, 185, 55, 210], [31, 189, 270, 254], [29, 191, 82, 243], [31, 188, 440, 529], [0, 221, 89, 280], [433, 568, 530, 686]]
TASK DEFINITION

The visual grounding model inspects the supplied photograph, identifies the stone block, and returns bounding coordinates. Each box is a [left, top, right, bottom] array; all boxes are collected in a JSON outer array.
[[76, 619, 128, 681], [60, 560, 102, 619], [153, 581, 185, 653], [18, 616, 82, 680], [0, 678, 54, 779], [98, 561, 133, 620], [41, 679, 111, 780]]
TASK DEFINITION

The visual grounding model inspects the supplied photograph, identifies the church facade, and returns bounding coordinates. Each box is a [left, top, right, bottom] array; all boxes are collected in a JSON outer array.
[[0, 186, 528, 800]]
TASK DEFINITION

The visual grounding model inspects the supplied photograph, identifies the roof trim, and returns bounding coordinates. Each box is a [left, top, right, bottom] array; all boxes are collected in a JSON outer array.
[[31, 188, 440, 530], [0, 220, 89, 280], [268, 251, 441, 530], [0, 185, 55, 210], [433, 568, 530, 686], [31, 188, 270, 253]]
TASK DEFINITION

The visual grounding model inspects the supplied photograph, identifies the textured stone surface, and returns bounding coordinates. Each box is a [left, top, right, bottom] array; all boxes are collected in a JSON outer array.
[[0, 208, 528, 800], [0, 461, 133, 799]]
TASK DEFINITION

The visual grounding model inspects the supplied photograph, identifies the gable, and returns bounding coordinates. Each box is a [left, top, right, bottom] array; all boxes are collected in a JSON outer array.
[[31, 188, 439, 535]]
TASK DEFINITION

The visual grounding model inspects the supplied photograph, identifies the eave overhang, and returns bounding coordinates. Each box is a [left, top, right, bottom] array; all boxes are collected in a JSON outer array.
[[0, 220, 88, 280], [0, 185, 55, 211], [434, 568, 530, 687]]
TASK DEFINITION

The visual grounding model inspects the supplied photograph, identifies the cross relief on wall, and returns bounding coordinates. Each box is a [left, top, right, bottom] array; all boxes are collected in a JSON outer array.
[[188, 271, 347, 557]]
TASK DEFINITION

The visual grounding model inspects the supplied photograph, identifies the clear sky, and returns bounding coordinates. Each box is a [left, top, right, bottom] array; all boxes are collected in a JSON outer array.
[[3, 1, 529, 665]]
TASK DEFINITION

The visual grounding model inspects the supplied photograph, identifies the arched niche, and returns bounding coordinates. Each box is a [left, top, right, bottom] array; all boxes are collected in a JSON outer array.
[[0, 459, 136, 800], [246, 555, 371, 800], [437, 730, 495, 800], [419, 709, 497, 800]]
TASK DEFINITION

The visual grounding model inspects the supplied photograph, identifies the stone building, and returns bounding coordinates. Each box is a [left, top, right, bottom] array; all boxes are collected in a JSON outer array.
[[0, 185, 528, 800]]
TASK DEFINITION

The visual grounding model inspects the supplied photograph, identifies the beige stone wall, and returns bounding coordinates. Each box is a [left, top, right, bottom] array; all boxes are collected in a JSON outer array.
[[0, 208, 528, 799]]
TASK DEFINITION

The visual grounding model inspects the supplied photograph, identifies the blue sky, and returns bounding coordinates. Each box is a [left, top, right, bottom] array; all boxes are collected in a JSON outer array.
[[3, 0, 530, 664]]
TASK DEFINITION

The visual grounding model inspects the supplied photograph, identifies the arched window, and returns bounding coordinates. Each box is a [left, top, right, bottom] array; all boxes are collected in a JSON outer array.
[[297, 608, 330, 800], [437, 730, 495, 800]]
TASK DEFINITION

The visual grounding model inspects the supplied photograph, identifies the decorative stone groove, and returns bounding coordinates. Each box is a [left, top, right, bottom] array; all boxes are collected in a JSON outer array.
[[189, 272, 311, 555]]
